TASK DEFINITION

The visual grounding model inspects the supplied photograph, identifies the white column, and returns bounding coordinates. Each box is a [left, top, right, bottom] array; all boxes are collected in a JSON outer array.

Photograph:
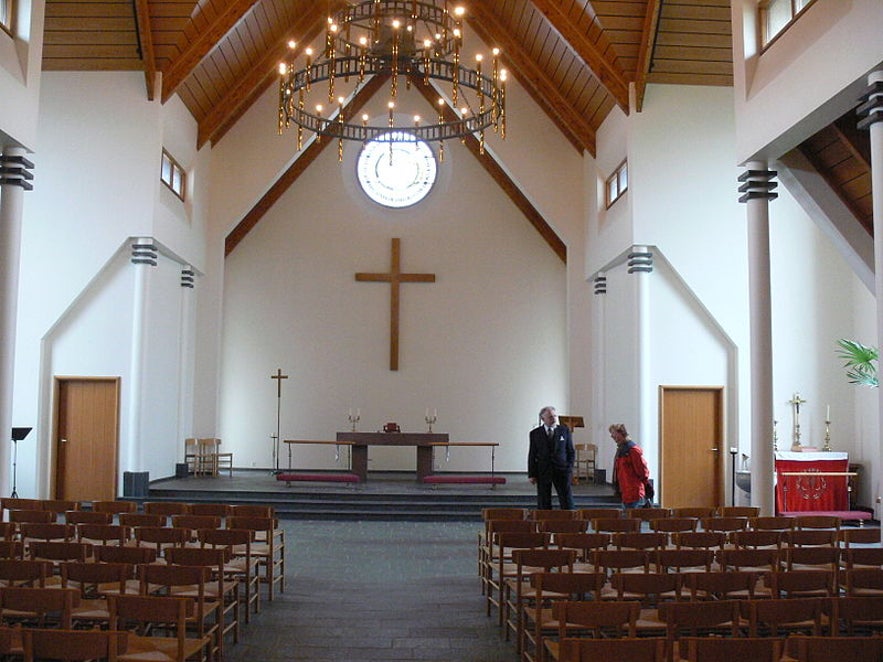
[[0, 147, 34, 494], [741, 161, 777, 517], [126, 238, 157, 472], [629, 247, 655, 480], [177, 266, 196, 459], [860, 71, 883, 518]]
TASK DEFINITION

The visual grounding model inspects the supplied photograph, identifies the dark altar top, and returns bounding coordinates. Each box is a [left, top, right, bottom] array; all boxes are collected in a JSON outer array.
[[336, 431, 449, 481]]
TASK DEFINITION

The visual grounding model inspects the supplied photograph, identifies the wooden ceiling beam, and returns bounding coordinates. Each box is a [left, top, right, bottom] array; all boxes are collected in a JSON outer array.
[[531, 0, 630, 113], [198, 8, 327, 149], [413, 78, 566, 263], [467, 4, 594, 155], [225, 75, 389, 257], [634, 0, 662, 113], [161, 0, 259, 103], [133, 0, 156, 100]]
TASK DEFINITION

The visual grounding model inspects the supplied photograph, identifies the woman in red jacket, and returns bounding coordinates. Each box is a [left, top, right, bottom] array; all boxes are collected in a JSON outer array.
[[610, 423, 650, 509]]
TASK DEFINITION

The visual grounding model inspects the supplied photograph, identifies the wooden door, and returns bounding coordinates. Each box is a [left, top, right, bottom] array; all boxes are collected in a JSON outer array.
[[659, 386, 724, 509], [54, 377, 120, 501]]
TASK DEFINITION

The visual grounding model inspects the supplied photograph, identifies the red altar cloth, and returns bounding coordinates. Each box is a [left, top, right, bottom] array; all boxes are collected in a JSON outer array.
[[775, 452, 849, 513]]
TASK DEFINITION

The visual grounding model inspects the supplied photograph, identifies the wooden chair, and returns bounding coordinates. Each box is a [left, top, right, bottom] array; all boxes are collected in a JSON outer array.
[[650, 517, 698, 534], [654, 548, 715, 574], [573, 443, 596, 483], [686, 570, 758, 600], [829, 595, 883, 635], [62, 561, 137, 625], [680, 636, 781, 662], [838, 527, 881, 548], [701, 516, 749, 533], [783, 529, 838, 547], [552, 532, 610, 573], [199, 527, 260, 622], [165, 546, 239, 657], [119, 513, 165, 528], [0, 559, 51, 587], [78, 523, 132, 547], [670, 507, 715, 520], [524, 572, 605, 662], [627, 507, 671, 522], [92, 500, 137, 516], [39, 500, 79, 521], [785, 635, 883, 661], [22, 628, 128, 662], [143, 502, 190, 525], [611, 532, 668, 551], [503, 548, 575, 653], [744, 596, 824, 636], [530, 509, 577, 521], [672, 531, 727, 550], [770, 569, 837, 598], [845, 567, 883, 596], [226, 515, 284, 602], [750, 515, 796, 531], [29, 541, 94, 570], [611, 571, 681, 606], [132, 526, 191, 558], [184, 437, 200, 475], [730, 529, 783, 549], [189, 503, 233, 519], [65, 510, 112, 525], [796, 515, 841, 530], [593, 549, 650, 586], [785, 546, 840, 572], [576, 508, 622, 522], [138, 563, 220, 660], [0, 586, 80, 628], [844, 546, 883, 569], [95, 544, 158, 566], [480, 519, 538, 592], [717, 506, 760, 518], [592, 518, 640, 534], [1, 497, 41, 513], [484, 531, 549, 622], [547, 600, 639, 660], [108, 594, 213, 662], [537, 519, 588, 535], [661, 599, 741, 653], [9, 510, 54, 529], [170, 515, 222, 542], [19, 522, 75, 552], [717, 547, 781, 573], [554, 637, 665, 662]]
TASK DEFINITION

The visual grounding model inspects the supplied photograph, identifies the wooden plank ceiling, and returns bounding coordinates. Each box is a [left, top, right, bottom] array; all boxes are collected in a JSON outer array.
[[41, 0, 733, 154]]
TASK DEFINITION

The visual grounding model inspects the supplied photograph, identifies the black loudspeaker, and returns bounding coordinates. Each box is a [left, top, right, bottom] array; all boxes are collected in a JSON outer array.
[[122, 471, 149, 497]]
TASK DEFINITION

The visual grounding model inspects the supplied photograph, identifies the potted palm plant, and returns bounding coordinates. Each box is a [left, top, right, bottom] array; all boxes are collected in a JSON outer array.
[[836, 339, 878, 387]]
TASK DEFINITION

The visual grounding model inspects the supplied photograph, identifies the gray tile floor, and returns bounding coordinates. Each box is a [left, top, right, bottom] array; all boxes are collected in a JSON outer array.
[[226, 520, 517, 661]]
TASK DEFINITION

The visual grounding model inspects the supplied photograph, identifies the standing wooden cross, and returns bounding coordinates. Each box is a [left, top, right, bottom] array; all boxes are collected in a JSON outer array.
[[270, 368, 288, 471], [356, 238, 436, 371]]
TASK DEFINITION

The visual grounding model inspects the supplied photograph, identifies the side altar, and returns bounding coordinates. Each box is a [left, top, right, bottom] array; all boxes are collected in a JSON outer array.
[[336, 431, 449, 482], [775, 451, 851, 514]]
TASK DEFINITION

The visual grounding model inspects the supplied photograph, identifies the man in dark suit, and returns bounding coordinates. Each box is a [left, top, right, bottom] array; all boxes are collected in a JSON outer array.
[[528, 405, 575, 510]]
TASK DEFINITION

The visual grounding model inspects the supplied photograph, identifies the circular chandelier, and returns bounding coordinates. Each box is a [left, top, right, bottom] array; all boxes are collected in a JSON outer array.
[[277, 1, 507, 161]]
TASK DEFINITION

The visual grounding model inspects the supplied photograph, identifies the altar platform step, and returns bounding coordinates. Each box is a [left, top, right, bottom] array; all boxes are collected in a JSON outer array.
[[141, 469, 620, 521]]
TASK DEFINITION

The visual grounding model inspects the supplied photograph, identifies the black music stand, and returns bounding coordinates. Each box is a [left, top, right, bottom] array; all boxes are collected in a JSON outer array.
[[10, 427, 32, 498]]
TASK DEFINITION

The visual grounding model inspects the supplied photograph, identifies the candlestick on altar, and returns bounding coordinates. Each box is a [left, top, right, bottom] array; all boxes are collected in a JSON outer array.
[[347, 408, 361, 432], [788, 392, 806, 451], [823, 415, 832, 451], [425, 408, 438, 433]]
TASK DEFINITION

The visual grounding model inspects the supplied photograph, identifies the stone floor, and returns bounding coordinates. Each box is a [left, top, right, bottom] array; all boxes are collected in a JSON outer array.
[[225, 519, 517, 661]]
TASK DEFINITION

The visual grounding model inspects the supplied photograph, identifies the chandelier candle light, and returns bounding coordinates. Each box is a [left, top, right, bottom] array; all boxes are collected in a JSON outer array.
[[277, 1, 507, 161]]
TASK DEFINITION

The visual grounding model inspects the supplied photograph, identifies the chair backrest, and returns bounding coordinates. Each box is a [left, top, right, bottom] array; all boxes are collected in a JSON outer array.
[[77, 523, 131, 546], [844, 546, 883, 569], [553, 600, 640, 639], [592, 518, 640, 533], [611, 532, 668, 551], [655, 548, 714, 573], [20, 522, 75, 542], [796, 515, 841, 530], [64, 510, 112, 525], [785, 635, 883, 661], [118, 513, 165, 528], [40, 500, 79, 518], [770, 569, 836, 598], [577, 508, 623, 521], [663, 599, 741, 637], [1, 497, 41, 513], [0, 586, 80, 628], [22, 627, 127, 662], [682, 636, 782, 662], [785, 545, 840, 570], [730, 529, 782, 549], [627, 507, 671, 522], [144, 501, 191, 518], [557, 637, 665, 662], [95, 543, 157, 565], [745, 596, 823, 636], [230, 504, 274, 518], [612, 572, 681, 604], [783, 529, 838, 547], [553, 532, 611, 558], [650, 517, 698, 534], [594, 549, 649, 574], [91, 500, 137, 515], [0, 558, 51, 586], [29, 540, 93, 563], [686, 571, 758, 600], [828, 595, 883, 635], [0, 522, 15, 540], [751, 516, 796, 531], [0, 540, 23, 559], [189, 502, 234, 518], [716, 547, 780, 572], [670, 507, 715, 519], [165, 545, 229, 569], [537, 519, 588, 534], [701, 516, 749, 533], [717, 506, 760, 518], [672, 531, 727, 549], [529, 571, 604, 602], [9, 509, 54, 524], [133, 526, 190, 556], [530, 509, 576, 521], [838, 527, 882, 547], [845, 567, 883, 596], [61, 560, 134, 597], [170, 514, 222, 538]]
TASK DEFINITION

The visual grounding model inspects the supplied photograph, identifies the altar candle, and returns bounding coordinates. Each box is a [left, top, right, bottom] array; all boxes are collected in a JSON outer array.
[[826, 404, 830, 421]]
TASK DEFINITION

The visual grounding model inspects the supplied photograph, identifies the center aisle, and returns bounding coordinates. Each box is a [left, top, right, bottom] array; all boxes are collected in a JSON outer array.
[[225, 519, 518, 661]]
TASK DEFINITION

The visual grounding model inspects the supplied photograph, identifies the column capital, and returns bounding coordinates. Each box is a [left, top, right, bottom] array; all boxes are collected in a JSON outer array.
[[627, 248, 653, 274], [131, 239, 157, 267], [181, 266, 195, 288], [593, 274, 607, 295], [738, 168, 778, 203], [0, 152, 35, 191], [857, 78, 883, 131]]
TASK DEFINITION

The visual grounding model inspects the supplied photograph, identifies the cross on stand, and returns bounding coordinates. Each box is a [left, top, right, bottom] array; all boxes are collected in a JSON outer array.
[[270, 368, 288, 472], [355, 238, 436, 371]]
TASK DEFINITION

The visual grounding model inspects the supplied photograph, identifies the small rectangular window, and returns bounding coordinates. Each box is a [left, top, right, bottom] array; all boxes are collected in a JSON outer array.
[[0, 0, 13, 34], [160, 149, 186, 201], [760, 0, 816, 48], [605, 160, 628, 209]]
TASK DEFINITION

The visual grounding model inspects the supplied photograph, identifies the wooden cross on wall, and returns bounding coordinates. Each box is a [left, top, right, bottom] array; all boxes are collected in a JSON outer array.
[[355, 238, 436, 371]]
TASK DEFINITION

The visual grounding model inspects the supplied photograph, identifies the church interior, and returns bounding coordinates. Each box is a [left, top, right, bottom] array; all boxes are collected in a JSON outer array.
[[2, 0, 883, 659]]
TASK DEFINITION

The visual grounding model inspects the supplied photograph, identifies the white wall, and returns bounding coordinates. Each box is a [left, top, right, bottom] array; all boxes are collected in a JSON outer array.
[[219, 106, 568, 472], [0, 0, 43, 149], [12, 72, 207, 496], [731, 0, 883, 162]]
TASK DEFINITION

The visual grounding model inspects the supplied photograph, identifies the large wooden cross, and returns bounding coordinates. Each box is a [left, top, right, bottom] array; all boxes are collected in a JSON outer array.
[[356, 238, 436, 371]]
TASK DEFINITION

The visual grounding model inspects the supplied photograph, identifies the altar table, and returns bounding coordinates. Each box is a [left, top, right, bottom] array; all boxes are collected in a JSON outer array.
[[775, 451, 850, 513], [336, 432, 449, 482]]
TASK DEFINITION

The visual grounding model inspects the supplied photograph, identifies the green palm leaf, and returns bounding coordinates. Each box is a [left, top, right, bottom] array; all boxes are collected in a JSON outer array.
[[836, 339, 878, 387]]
